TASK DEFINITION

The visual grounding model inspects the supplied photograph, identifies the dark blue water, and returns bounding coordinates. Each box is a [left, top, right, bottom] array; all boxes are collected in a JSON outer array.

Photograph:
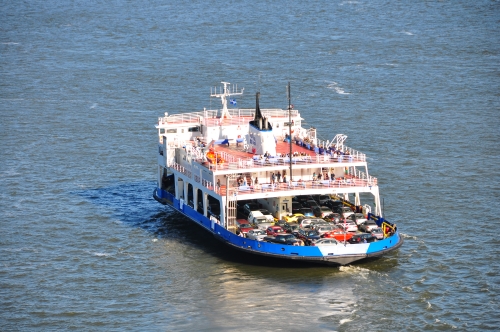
[[1, 0, 499, 330]]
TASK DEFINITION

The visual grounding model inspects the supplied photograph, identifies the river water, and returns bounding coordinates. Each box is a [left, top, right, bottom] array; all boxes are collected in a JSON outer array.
[[1, 0, 499, 331]]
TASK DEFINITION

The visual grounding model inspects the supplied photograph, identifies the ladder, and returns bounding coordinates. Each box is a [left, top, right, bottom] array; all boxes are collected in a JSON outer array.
[[225, 189, 238, 232]]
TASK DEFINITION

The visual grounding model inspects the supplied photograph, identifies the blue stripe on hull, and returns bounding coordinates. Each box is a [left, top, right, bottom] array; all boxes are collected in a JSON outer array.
[[155, 188, 402, 263]]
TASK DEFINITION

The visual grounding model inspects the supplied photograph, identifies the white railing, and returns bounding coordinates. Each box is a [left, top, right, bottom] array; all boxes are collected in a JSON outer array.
[[231, 176, 377, 195], [158, 108, 300, 126], [205, 152, 368, 171]]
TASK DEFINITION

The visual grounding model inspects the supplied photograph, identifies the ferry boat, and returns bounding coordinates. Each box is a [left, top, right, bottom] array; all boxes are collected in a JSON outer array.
[[153, 82, 403, 266]]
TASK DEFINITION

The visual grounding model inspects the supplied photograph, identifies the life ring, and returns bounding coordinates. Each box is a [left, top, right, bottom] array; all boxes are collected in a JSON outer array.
[[252, 147, 256, 154], [238, 135, 241, 139]]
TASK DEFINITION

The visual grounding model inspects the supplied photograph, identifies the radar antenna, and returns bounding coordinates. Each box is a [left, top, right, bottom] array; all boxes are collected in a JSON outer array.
[[210, 82, 244, 119]]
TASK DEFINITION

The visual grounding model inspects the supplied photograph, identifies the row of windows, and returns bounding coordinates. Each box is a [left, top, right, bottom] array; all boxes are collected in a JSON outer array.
[[160, 127, 200, 134]]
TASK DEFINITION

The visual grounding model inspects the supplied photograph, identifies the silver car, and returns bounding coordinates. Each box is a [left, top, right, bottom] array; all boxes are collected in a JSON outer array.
[[246, 229, 267, 241], [370, 227, 384, 240], [359, 219, 379, 232], [311, 238, 349, 246], [340, 220, 358, 232], [313, 225, 335, 236]]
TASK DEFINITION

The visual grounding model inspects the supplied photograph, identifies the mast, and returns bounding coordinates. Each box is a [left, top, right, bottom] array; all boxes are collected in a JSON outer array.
[[210, 82, 244, 119], [287, 82, 292, 182]]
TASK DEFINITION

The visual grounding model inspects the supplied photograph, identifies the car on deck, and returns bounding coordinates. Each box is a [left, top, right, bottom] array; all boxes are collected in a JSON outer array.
[[266, 225, 285, 236], [348, 213, 368, 225], [324, 200, 344, 213], [322, 229, 354, 241], [370, 227, 384, 240], [282, 223, 300, 234], [324, 213, 341, 223], [312, 224, 336, 236], [250, 216, 274, 230], [348, 233, 377, 244], [314, 195, 332, 205], [313, 206, 333, 218], [283, 213, 305, 223], [358, 219, 379, 232], [310, 238, 346, 246], [339, 220, 358, 232], [300, 208, 315, 217], [242, 202, 260, 217], [298, 218, 324, 229], [258, 208, 275, 222], [246, 229, 267, 241], [236, 219, 255, 235], [339, 206, 354, 218], [294, 229, 321, 245], [264, 233, 302, 245], [303, 200, 320, 210]]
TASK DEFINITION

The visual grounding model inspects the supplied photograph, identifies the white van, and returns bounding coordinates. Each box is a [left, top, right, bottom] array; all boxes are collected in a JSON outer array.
[[247, 211, 274, 230]]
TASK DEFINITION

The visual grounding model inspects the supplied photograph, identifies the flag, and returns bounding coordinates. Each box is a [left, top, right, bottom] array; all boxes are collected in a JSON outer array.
[[230, 99, 237, 105]]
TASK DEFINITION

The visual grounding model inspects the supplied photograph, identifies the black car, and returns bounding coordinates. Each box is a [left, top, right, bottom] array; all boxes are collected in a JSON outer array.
[[324, 213, 341, 223], [294, 229, 321, 245], [264, 234, 301, 245], [302, 199, 320, 210], [274, 219, 288, 228], [300, 207, 315, 217], [242, 202, 260, 216], [282, 223, 299, 234], [296, 195, 314, 206], [313, 206, 333, 218], [291, 202, 303, 214], [348, 233, 377, 244], [313, 195, 332, 205], [324, 200, 344, 213]]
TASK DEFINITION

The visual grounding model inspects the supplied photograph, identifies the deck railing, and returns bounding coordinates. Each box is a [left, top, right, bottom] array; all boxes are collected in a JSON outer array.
[[225, 176, 378, 197], [208, 153, 366, 171], [158, 108, 300, 127], [170, 160, 376, 197]]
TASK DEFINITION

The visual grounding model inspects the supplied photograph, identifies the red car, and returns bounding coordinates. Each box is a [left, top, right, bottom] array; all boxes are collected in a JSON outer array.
[[266, 225, 285, 236], [323, 228, 353, 241], [237, 219, 254, 235]]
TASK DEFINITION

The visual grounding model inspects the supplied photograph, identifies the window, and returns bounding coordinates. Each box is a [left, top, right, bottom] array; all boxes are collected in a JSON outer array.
[[166, 129, 177, 133]]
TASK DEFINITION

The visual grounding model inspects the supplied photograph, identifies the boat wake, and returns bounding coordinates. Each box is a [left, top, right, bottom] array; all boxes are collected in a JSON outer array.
[[327, 82, 351, 95]]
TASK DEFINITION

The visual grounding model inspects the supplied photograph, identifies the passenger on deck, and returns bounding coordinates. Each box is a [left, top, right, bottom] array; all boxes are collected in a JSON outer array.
[[254, 177, 259, 185], [277, 171, 281, 183], [312, 172, 317, 181]]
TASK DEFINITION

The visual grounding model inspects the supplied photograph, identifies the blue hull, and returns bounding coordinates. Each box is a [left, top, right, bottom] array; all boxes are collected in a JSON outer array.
[[154, 188, 403, 266]]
